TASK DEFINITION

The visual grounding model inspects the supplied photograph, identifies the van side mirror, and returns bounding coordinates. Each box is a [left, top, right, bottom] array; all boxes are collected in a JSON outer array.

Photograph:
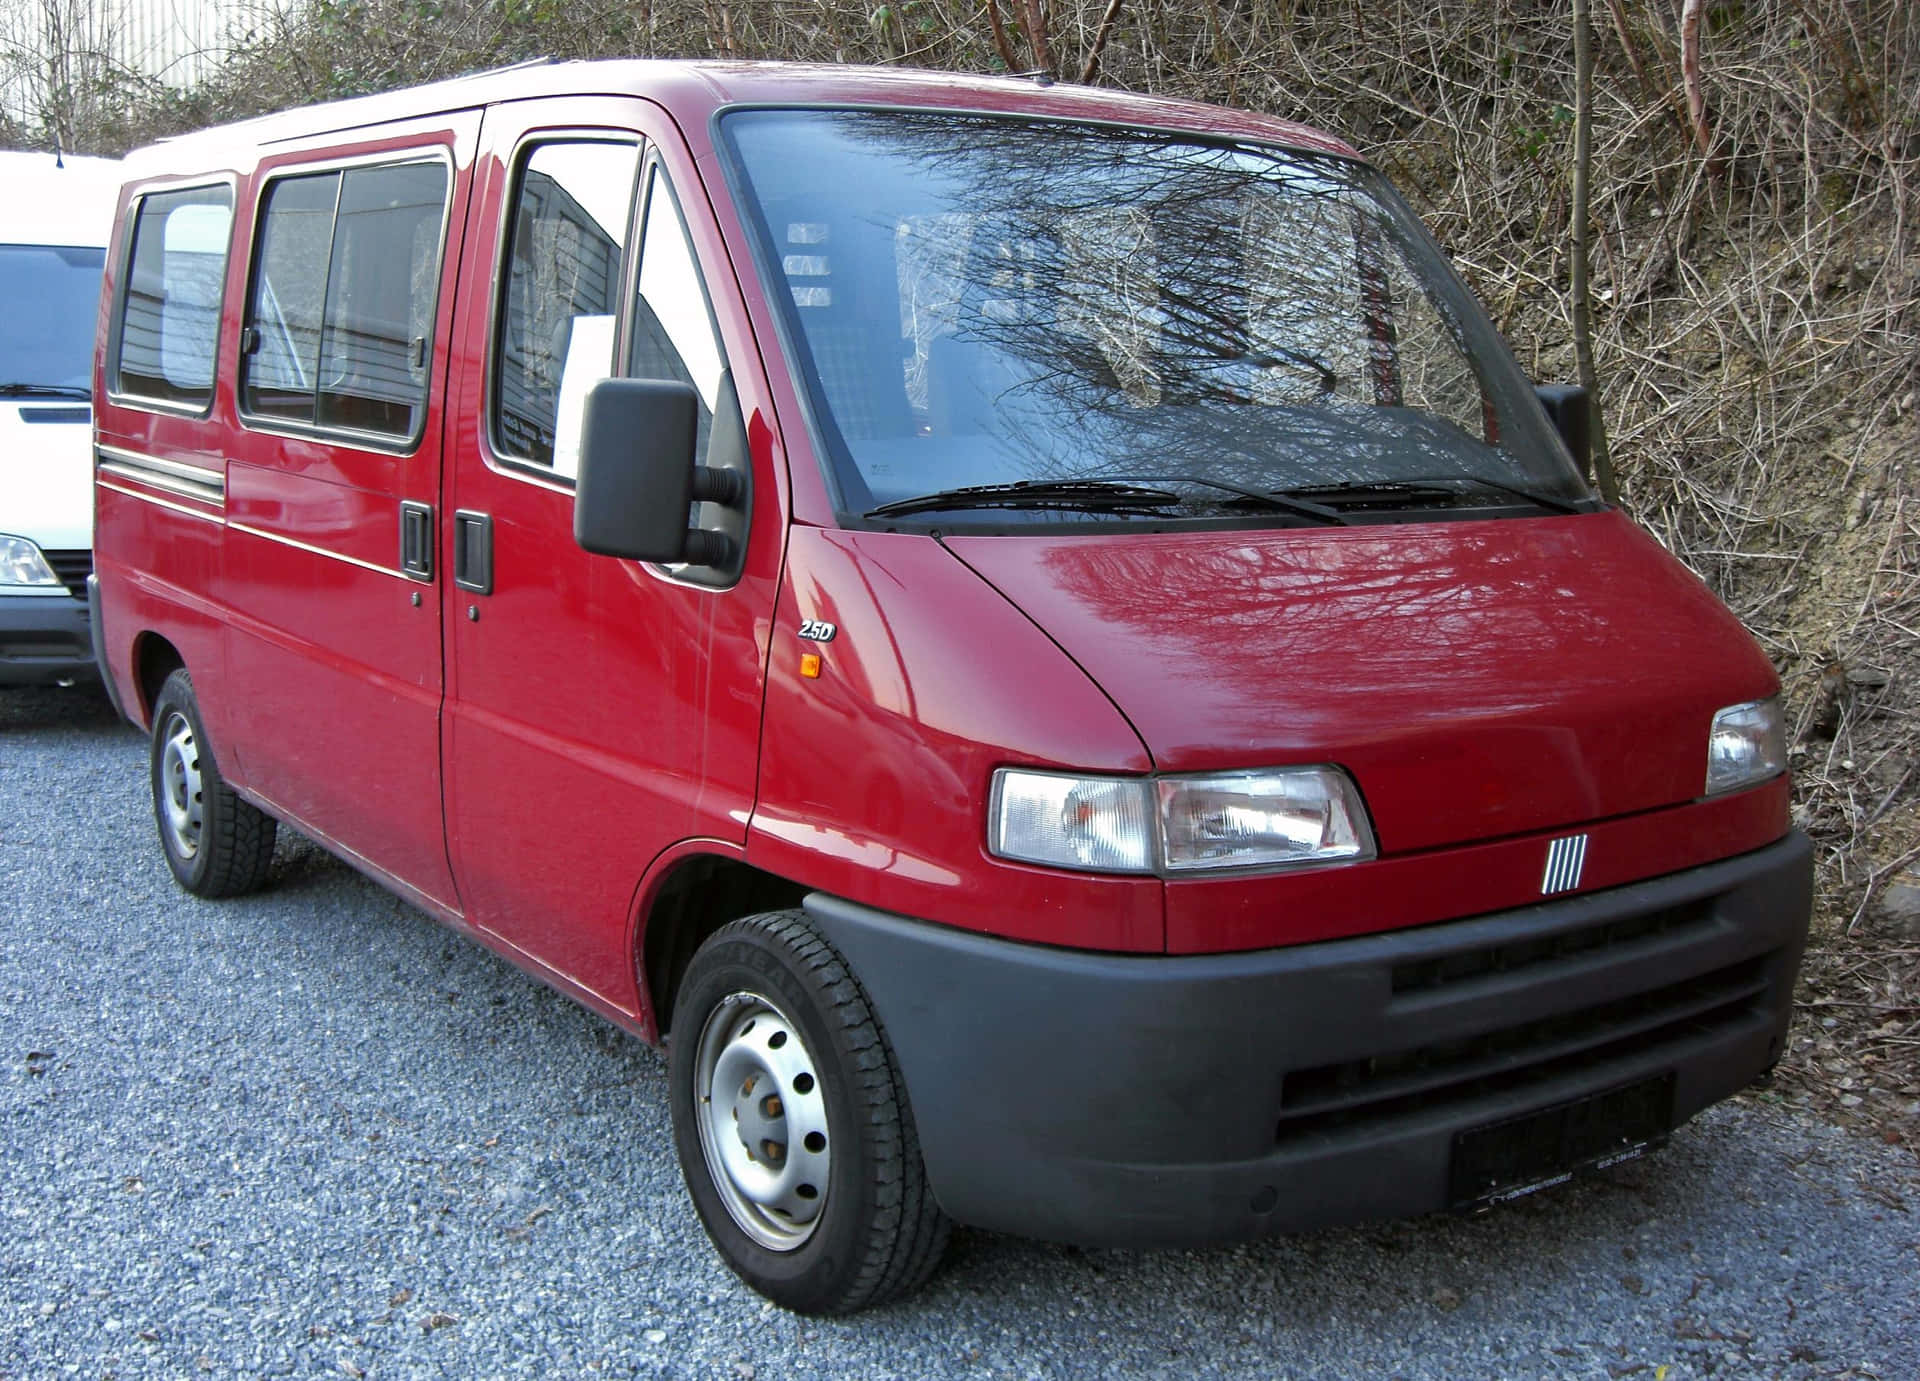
[[1533, 383, 1591, 476], [575, 378, 740, 567]]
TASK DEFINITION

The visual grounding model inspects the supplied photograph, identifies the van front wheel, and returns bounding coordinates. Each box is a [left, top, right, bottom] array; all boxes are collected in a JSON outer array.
[[149, 669, 276, 898], [668, 911, 949, 1314]]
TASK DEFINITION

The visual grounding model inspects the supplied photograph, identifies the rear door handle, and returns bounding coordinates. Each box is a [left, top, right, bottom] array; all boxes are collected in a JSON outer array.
[[453, 510, 493, 595]]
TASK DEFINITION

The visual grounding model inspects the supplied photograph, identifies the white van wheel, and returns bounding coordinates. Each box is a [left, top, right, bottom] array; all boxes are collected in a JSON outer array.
[[668, 911, 949, 1313], [148, 670, 277, 898]]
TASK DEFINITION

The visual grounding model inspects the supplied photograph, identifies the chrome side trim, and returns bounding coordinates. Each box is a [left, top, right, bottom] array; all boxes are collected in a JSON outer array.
[[226, 521, 410, 581], [96, 479, 227, 525], [96, 445, 226, 504]]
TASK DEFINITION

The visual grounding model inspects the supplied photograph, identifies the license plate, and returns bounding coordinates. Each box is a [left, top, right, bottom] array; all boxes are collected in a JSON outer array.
[[1449, 1072, 1676, 1209]]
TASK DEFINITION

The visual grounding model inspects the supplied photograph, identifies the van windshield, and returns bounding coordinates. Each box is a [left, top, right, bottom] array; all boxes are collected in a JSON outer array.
[[0, 243, 106, 397], [720, 110, 1590, 524]]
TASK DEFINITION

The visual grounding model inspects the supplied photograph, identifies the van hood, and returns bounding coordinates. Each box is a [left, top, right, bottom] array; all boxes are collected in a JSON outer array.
[[943, 511, 1779, 854], [1, 403, 95, 550]]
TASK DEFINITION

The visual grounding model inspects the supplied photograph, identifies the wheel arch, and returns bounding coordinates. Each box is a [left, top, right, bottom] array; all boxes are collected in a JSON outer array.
[[129, 631, 186, 730], [638, 852, 806, 1039]]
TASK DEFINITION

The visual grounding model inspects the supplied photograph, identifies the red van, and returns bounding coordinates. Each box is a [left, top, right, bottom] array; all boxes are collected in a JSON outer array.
[[91, 60, 1811, 1314]]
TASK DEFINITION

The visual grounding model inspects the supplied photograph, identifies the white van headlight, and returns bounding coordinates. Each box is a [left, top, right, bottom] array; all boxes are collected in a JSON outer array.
[[1705, 698, 1787, 796], [990, 766, 1375, 875], [0, 534, 62, 587]]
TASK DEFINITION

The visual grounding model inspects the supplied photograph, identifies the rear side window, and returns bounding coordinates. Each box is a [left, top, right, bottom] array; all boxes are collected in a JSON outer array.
[[242, 159, 450, 443], [492, 140, 639, 476], [113, 186, 233, 410]]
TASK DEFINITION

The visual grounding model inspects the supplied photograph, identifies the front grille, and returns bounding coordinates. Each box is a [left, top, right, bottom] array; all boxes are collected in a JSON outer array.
[[1276, 954, 1772, 1141], [17, 406, 91, 425], [40, 550, 91, 601], [1391, 899, 1713, 995]]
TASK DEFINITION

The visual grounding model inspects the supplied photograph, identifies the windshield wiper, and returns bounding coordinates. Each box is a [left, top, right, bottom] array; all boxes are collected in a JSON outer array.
[[1280, 476, 1585, 516], [0, 383, 91, 400], [866, 475, 1356, 526], [1104, 473, 1350, 525], [865, 479, 1183, 519], [867, 475, 1354, 526]]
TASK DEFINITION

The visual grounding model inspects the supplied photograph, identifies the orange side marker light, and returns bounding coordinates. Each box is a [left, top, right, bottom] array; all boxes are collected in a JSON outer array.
[[800, 652, 823, 679]]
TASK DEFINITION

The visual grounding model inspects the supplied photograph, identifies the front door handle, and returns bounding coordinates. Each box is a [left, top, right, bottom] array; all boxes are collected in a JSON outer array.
[[453, 510, 493, 595], [399, 500, 433, 579]]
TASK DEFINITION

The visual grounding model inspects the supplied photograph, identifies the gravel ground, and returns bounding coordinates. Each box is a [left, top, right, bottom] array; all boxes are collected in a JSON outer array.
[[4, 684, 1918, 1381]]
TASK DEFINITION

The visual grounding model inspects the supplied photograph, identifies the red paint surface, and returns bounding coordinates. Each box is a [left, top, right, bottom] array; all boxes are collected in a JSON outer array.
[[749, 527, 1162, 953]]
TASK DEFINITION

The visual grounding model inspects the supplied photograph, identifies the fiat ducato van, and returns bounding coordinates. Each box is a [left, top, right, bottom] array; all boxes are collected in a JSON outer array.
[[91, 61, 1811, 1313]]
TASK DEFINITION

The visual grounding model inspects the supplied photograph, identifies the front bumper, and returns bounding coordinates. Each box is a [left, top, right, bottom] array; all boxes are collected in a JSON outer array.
[[804, 830, 1812, 1247], [0, 591, 95, 685]]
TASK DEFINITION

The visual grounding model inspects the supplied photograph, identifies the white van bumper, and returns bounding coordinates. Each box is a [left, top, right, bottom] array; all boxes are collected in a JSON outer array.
[[0, 588, 94, 685]]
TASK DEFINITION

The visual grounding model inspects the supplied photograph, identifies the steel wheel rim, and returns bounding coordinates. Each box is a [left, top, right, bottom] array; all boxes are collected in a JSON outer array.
[[158, 710, 204, 861], [692, 991, 831, 1251]]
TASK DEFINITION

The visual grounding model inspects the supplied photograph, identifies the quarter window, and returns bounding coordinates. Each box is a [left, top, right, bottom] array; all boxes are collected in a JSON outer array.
[[631, 166, 727, 458], [241, 160, 449, 442], [113, 186, 233, 409], [492, 141, 639, 476]]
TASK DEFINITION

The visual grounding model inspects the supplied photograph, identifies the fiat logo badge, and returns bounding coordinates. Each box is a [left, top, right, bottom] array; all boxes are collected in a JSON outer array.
[[1542, 834, 1589, 895]]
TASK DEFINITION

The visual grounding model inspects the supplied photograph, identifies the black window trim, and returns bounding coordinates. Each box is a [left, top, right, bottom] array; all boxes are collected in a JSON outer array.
[[104, 176, 239, 421], [235, 146, 458, 457]]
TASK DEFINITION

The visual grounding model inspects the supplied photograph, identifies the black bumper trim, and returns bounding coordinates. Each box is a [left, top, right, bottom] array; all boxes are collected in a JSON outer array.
[[0, 591, 95, 685], [85, 574, 132, 721], [803, 830, 1812, 1247]]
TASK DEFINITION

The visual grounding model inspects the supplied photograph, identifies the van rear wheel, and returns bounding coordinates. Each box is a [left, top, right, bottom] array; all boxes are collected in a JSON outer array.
[[668, 910, 949, 1314], [149, 669, 277, 898]]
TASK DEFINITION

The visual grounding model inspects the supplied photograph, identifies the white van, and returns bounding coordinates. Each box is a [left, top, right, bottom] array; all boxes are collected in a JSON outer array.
[[1, 151, 120, 685]]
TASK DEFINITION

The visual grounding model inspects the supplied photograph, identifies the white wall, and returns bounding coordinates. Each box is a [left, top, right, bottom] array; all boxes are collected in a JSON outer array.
[[1, 0, 296, 122]]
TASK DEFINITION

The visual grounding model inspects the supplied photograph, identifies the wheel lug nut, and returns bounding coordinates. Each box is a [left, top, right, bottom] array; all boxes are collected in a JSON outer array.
[[762, 1095, 783, 1119]]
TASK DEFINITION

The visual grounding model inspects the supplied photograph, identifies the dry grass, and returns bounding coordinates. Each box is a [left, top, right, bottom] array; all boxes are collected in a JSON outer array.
[[43, 0, 1920, 1140]]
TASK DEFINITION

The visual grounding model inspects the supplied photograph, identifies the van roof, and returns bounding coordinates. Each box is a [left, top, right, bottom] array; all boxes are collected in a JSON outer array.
[[0, 151, 121, 248], [123, 59, 1361, 172]]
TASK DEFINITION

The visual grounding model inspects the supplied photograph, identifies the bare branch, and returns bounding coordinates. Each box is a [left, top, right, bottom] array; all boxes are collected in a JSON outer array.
[[983, 0, 1022, 72], [1079, 0, 1125, 84], [1679, 0, 1714, 161]]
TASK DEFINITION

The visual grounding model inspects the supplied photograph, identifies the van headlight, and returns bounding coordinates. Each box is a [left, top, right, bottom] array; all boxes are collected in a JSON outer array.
[[989, 766, 1375, 875], [1705, 698, 1787, 796], [0, 534, 62, 587]]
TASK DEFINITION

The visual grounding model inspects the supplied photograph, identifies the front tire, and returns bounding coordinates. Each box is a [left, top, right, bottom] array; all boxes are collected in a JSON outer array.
[[668, 911, 949, 1314], [149, 669, 277, 898]]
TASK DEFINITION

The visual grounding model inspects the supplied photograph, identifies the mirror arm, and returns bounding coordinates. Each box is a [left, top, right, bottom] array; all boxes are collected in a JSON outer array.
[[691, 465, 745, 508], [682, 530, 736, 567]]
